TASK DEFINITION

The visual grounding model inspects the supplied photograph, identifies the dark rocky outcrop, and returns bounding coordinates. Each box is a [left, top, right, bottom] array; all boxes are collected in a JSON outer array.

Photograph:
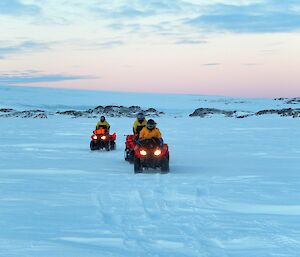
[[274, 97, 288, 101], [0, 105, 163, 119], [274, 97, 300, 105], [0, 108, 14, 113], [256, 108, 300, 118], [56, 110, 92, 118], [82, 105, 161, 118], [286, 98, 300, 105], [236, 114, 254, 119], [1, 110, 48, 119], [189, 108, 237, 118], [190, 107, 300, 118]]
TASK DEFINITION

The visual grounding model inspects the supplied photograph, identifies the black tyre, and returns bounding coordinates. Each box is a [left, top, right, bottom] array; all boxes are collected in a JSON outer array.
[[105, 143, 110, 151], [128, 150, 134, 163], [90, 141, 96, 151], [125, 149, 133, 163], [110, 141, 116, 150], [134, 158, 142, 173], [129, 158, 134, 164], [160, 157, 169, 173], [124, 150, 128, 161]]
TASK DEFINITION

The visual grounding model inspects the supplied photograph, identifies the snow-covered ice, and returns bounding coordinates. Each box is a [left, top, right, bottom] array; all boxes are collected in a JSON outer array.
[[1, 86, 300, 257]]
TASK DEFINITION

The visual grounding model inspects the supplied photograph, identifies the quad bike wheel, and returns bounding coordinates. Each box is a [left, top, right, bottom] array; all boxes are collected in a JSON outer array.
[[90, 141, 97, 151], [134, 157, 142, 173], [160, 157, 170, 173], [125, 149, 134, 163], [110, 141, 116, 150]]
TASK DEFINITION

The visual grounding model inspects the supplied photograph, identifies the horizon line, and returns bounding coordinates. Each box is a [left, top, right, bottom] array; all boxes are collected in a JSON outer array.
[[1, 84, 297, 100]]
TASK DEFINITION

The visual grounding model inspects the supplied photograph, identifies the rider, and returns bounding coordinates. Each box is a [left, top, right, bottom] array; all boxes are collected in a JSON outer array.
[[95, 116, 110, 134], [139, 119, 163, 145], [133, 112, 147, 136]]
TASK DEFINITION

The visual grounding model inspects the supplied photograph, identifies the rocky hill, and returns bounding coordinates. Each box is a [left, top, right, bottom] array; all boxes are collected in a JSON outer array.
[[0, 106, 164, 119]]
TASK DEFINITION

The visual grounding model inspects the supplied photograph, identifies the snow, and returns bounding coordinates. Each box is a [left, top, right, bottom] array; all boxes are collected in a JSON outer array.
[[1, 86, 300, 257]]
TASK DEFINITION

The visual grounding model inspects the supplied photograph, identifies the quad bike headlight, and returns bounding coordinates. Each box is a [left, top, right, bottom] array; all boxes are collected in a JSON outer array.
[[92, 135, 98, 140], [101, 135, 106, 140], [154, 149, 162, 156], [140, 150, 147, 156]]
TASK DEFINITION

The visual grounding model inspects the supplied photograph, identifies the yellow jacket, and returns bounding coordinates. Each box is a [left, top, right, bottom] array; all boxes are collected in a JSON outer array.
[[95, 120, 110, 133], [133, 119, 147, 134], [140, 127, 161, 140]]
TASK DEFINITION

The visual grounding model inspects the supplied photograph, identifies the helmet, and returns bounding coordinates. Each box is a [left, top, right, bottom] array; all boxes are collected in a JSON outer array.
[[137, 112, 145, 122], [100, 116, 105, 122], [146, 119, 156, 130]]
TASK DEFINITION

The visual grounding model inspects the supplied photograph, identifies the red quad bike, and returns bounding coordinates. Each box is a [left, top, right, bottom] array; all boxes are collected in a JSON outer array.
[[133, 138, 170, 174], [90, 128, 116, 151], [124, 134, 138, 163]]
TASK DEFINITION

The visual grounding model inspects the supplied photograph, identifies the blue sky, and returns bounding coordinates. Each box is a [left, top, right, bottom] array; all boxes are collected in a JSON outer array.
[[0, 0, 300, 97]]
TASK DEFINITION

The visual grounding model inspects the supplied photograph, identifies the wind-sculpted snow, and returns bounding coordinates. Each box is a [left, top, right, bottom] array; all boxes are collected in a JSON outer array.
[[1, 117, 300, 257]]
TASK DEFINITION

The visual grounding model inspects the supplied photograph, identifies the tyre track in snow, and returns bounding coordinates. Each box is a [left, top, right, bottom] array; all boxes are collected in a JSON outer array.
[[2, 117, 300, 256]]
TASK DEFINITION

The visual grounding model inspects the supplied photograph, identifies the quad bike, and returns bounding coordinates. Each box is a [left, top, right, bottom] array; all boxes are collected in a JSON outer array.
[[133, 138, 170, 173], [90, 128, 116, 151], [124, 134, 138, 163]]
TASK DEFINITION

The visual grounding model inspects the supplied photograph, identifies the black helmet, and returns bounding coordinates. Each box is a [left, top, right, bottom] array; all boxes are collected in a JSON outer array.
[[100, 116, 105, 122], [147, 119, 156, 130], [137, 112, 145, 121]]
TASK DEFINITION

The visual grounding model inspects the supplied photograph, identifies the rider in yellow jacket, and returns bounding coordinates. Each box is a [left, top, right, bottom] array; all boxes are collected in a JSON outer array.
[[95, 116, 110, 133], [133, 112, 147, 135], [139, 119, 162, 140]]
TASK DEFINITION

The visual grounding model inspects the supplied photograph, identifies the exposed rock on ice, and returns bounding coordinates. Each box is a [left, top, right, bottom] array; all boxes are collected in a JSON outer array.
[[0, 105, 164, 119]]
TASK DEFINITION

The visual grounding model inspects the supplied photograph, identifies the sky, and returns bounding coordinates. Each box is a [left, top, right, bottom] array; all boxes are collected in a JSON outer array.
[[0, 0, 300, 98]]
